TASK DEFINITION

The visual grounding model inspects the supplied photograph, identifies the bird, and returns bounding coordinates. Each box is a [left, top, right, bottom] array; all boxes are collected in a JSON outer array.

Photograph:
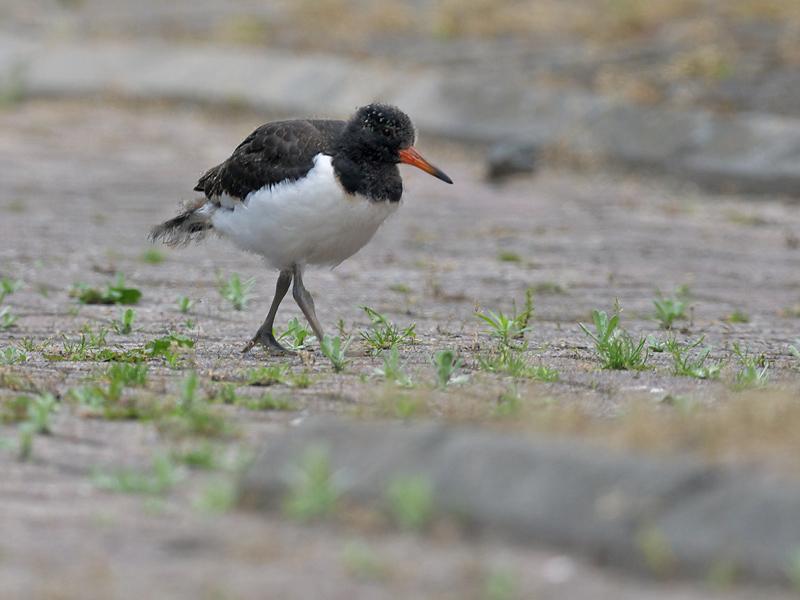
[[150, 103, 453, 354]]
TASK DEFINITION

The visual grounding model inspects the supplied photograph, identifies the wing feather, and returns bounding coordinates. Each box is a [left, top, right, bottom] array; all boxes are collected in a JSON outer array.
[[194, 119, 345, 201]]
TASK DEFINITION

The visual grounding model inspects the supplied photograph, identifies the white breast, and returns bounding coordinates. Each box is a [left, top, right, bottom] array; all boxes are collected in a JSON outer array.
[[210, 154, 399, 270]]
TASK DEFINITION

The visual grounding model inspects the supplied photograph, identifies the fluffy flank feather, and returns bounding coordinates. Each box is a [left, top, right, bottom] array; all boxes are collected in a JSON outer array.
[[149, 205, 213, 247]]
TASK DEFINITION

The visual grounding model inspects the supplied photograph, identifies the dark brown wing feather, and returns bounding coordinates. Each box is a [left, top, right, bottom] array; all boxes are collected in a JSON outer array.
[[194, 119, 346, 201]]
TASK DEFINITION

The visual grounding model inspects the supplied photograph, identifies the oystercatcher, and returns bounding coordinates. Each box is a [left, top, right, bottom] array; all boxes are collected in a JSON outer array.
[[150, 103, 453, 354]]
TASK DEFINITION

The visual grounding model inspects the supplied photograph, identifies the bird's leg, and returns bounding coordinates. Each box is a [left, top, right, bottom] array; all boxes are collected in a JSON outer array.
[[242, 270, 293, 354], [292, 264, 325, 343]]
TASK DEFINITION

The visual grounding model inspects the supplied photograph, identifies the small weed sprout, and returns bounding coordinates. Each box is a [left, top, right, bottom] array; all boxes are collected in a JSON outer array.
[[477, 312, 527, 350], [70, 364, 150, 420], [725, 310, 750, 324], [161, 402, 231, 440], [320, 335, 351, 372], [433, 349, 467, 387], [385, 474, 433, 531], [337, 318, 348, 338], [180, 371, 199, 410], [146, 332, 194, 367], [0, 346, 27, 365], [494, 387, 522, 418], [18, 337, 37, 352], [579, 309, 649, 370], [238, 393, 294, 411], [392, 394, 425, 420], [212, 383, 239, 405], [497, 251, 521, 263], [26, 393, 58, 435], [218, 272, 255, 311], [0, 277, 23, 302], [142, 375, 233, 440], [81, 323, 109, 347], [177, 296, 194, 314], [360, 306, 415, 354], [732, 343, 769, 389], [141, 249, 166, 264], [18, 393, 58, 460], [388, 283, 411, 294], [52, 332, 92, 361], [93, 454, 183, 495], [72, 274, 142, 305], [288, 370, 312, 389], [279, 317, 311, 350], [193, 479, 238, 514], [47, 330, 191, 365], [112, 308, 135, 334], [18, 423, 35, 460], [283, 446, 338, 521], [477, 289, 534, 348], [106, 362, 149, 387], [476, 291, 557, 380], [172, 442, 219, 470], [790, 341, 800, 363], [653, 289, 687, 329], [664, 337, 722, 379], [245, 364, 290, 386], [0, 307, 17, 330], [373, 347, 413, 387], [478, 346, 559, 381]]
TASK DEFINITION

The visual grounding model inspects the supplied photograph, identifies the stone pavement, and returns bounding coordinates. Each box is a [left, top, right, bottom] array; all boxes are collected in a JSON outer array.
[[1, 79, 800, 599], [241, 417, 800, 587]]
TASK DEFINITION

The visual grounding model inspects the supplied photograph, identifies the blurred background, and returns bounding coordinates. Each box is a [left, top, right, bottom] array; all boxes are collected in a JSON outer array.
[[4, 0, 800, 115], [4, 0, 800, 194]]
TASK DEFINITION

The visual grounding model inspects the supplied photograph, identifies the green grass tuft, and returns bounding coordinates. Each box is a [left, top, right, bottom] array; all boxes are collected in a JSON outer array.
[[653, 289, 687, 329], [580, 308, 649, 370], [432, 349, 467, 387], [218, 272, 255, 311], [359, 306, 416, 354], [665, 337, 722, 379], [320, 335, 351, 372], [141, 249, 166, 264], [93, 454, 183, 496], [385, 474, 433, 531], [0, 277, 23, 302], [373, 347, 413, 387], [0, 307, 17, 330], [283, 446, 338, 521], [71, 274, 141, 305]]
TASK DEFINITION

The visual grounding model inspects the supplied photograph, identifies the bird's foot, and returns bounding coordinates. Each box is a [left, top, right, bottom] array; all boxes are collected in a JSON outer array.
[[241, 332, 295, 355]]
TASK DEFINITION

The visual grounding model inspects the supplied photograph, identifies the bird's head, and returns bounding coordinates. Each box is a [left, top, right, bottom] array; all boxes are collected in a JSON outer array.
[[342, 103, 453, 184]]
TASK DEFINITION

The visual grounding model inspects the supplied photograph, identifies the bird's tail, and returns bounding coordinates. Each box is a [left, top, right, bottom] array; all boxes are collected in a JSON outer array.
[[149, 202, 214, 247]]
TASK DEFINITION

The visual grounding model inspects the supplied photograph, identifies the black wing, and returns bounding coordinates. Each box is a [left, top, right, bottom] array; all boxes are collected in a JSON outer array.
[[194, 119, 346, 201]]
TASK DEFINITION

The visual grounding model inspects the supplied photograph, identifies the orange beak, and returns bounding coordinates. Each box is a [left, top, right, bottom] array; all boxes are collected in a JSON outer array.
[[398, 147, 453, 184]]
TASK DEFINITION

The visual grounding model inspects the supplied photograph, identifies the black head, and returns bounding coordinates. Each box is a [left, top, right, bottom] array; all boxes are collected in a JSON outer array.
[[342, 103, 416, 162], [339, 103, 452, 184]]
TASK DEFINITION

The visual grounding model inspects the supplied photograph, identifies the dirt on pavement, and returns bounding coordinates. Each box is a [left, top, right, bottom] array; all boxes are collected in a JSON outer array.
[[1, 99, 800, 598]]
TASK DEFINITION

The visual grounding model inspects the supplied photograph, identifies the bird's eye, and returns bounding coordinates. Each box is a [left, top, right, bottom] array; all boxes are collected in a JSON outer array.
[[382, 127, 391, 136]]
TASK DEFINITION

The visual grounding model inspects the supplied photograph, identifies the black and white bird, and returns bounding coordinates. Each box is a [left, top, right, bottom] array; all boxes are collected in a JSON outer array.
[[150, 103, 453, 354]]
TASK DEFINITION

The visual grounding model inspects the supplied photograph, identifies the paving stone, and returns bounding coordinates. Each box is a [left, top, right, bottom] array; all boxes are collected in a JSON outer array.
[[579, 105, 709, 167], [677, 114, 800, 195], [653, 476, 800, 583], [241, 418, 800, 585]]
